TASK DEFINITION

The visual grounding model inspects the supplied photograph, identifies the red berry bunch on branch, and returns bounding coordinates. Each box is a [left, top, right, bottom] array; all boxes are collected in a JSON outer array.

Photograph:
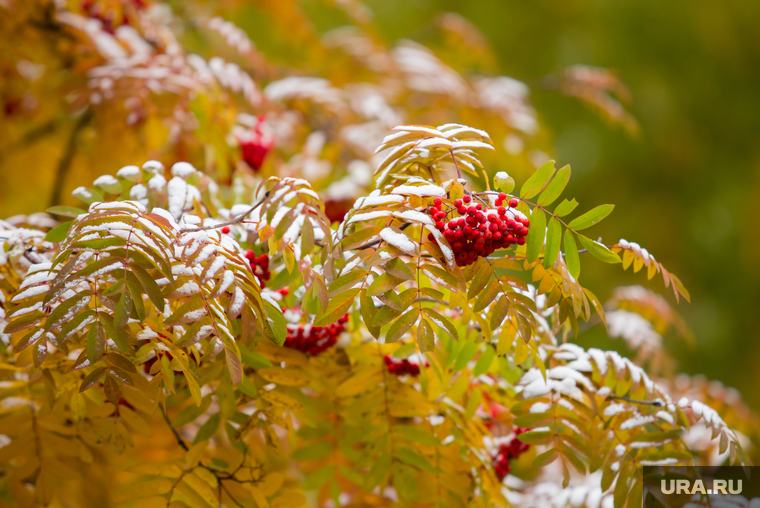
[[284, 314, 348, 356], [237, 118, 274, 171], [383, 355, 427, 376], [427, 194, 529, 267], [493, 428, 531, 481], [245, 251, 270, 287]]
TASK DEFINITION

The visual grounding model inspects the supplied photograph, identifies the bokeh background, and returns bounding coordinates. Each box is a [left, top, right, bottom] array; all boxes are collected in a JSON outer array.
[[3, 0, 760, 408]]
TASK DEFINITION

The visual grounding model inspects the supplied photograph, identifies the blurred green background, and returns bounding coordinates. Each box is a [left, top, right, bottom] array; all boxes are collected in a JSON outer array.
[[393, 0, 760, 406], [5, 0, 760, 408]]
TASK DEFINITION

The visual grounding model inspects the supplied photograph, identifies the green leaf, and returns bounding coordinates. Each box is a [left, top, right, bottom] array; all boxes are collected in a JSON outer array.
[[193, 413, 221, 444], [554, 198, 579, 217], [472, 279, 500, 313], [72, 187, 104, 205], [386, 309, 419, 343], [71, 237, 128, 251], [517, 429, 554, 445], [564, 230, 580, 279], [513, 412, 553, 428], [46, 206, 87, 218], [3, 311, 45, 334], [422, 308, 458, 342], [173, 396, 212, 427], [114, 290, 132, 330], [313, 288, 359, 327], [328, 270, 367, 297], [365, 453, 392, 490], [520, 160, 556, 199], [532, 448, 559, 468], [366, 273, 403, 297], [239, 344, 272, 369], [175, 317, 215, 347], [263, 302, 287, 345], [416, 318, 435, 352], [45, 221, 72, 242], [303, 465, 334, 490], [453, 338, 478, 372], [384, 258, 415, 281], [341, 226, 381, 250], [164, 297, 205, 326], [79, 367, 106, 392], [472, 345, 495, 376], [43, 290, 93, 333], [293, 442, 333, 461], [126, 281, 145, 322], [567, 204, 614, 230], [489, 296, 510, 330], [225, 346, 243, 386], [538, 164, 571, 206], [467, 261, 491, 300], [86, 324, 105, 364], [94, 178, 122, 195], [543, 217, 562, 269], [130, 263, 165, 309], [360, 292, 381, 338], [395, 447, 434, 473], [526, 207, 546, 263], [614, 461, 634, 508], [300, 218, 315, 257], [577, 235, 622, 264], [394, 426, 440, 446], [99, 314, 131, 353]]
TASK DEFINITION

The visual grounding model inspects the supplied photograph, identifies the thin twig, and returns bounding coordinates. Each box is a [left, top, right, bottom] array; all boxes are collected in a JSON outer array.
[[607, 395, 663, 407], [49, 109, 92, 207], [159, 402, 189, 451], [179, 192, 269, 233]]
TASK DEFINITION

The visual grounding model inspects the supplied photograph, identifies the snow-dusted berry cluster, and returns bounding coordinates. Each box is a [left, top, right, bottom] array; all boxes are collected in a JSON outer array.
[[493, 428, 530, 480], [427, 194, 529, 267], [284, 314, 348, 356], [383, 355, 426, 376], [245, 251, 270, 287]]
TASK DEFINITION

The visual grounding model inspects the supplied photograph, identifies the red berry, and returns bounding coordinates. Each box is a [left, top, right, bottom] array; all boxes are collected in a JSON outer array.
[[508, 198, 519, 208], [221, 226, 230, 234], [454, 199, 463, 207], [463, 195, 471, 203], [433, 198, 442, 206]]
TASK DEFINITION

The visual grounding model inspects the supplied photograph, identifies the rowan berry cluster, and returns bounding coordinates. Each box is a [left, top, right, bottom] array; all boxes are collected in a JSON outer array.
[[383, 355, 426, 376], [237, 120, 274, 171], [284, 314, 348, 356], [493, 428, 530, 480], [426, 194, 529, 267], [245, 251, 270, 287]]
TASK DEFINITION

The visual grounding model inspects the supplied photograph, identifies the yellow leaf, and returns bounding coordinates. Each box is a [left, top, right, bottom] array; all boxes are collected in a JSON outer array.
[[119, 406, 152, 436], [184, 471, 219, 507], [258, 472, 284, 497], [126, 463, 183, 478], [257, 368, 311, 387], [259, 390, 304, 414], [185, 441, 208, 468], [116, 496, 169, 508]]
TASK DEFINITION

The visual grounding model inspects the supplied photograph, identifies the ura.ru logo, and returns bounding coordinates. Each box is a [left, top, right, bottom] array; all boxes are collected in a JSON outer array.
[[661, 478, 742, 495]]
